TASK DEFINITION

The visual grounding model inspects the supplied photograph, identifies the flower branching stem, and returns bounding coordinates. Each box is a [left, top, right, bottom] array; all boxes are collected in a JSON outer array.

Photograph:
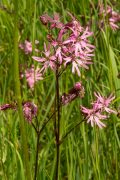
[[59, 119, 85, 145], [33, 109, 58, 180], [55, 65, 61, 180]]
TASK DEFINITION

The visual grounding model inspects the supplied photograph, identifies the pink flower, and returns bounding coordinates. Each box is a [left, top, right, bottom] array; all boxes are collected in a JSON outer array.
[[81, 92, 116, 128], [40, 13, 63, 29], [63, 26, 95, 76], [93, 92, 116, 114], [23, 65, 43, 89], [56, 47, 63, 64], [32, 43, 57, 72], [19, 40, 39, 54], [99, 5, 120, 30], [81, 106, 107, 128]]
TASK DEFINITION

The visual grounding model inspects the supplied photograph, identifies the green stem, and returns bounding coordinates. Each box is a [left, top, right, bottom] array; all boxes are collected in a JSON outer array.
[[13, 1, 31, 180]]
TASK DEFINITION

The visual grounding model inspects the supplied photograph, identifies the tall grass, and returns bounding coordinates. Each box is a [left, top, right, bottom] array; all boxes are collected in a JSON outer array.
[[0, 0, 120, 180], [13, 0, 32, 179]]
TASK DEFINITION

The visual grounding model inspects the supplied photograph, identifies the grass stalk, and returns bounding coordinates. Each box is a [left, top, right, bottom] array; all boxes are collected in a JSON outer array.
[[34, 132, 40, 180], [13, 1, 32, 179]]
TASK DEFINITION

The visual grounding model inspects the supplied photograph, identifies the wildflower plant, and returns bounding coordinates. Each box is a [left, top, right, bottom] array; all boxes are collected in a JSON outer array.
[[98, 4, 120, 30], [0, 2, 119, 179]]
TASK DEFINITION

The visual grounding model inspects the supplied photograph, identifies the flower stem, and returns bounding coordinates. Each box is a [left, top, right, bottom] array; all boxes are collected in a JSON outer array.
[[59, 119, 85, 145], [55, 67, 60, 180], [13, 1, 31, 179], [33, 109, 59, 180]]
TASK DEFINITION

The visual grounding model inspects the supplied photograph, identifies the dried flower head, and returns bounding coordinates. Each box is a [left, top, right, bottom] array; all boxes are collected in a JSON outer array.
[[22, 102, 38, 123], [0, 101, 38, 123], [0, 103, 16, 110], [61, 82, 85, 105]]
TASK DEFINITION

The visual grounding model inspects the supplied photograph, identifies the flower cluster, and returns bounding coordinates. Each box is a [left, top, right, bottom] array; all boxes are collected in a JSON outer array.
[[99, 5, 120, 30], [32, 13, 95, 76], [0, 102, 38, 123], [18, 12, 117, 129], [61, 82, 85, 105], [81, 92, 116, 128]]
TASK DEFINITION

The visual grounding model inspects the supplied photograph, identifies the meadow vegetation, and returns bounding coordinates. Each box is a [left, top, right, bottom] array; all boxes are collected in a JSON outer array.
[[0, 0, 120, 179]]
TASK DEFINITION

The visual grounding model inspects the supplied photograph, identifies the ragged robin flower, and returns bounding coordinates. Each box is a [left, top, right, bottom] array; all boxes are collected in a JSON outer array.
[[33, 13, 95, 76], [81, 92, 116, 128]]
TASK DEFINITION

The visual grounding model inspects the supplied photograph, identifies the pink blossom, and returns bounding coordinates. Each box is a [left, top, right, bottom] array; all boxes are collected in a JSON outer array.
[[56, 47, 63, 64], [93, 92, 116, 114], [62, 26, 95, 76], [23, 65, 43, 89], [81, 106, 107, 128], [32, 43, 57, 72], [19, 40, 39, 54], [81, 92, 116, 128], [40, 13, 63, 29], [99, 5, 120, 30], [49, 13, 63, 29]]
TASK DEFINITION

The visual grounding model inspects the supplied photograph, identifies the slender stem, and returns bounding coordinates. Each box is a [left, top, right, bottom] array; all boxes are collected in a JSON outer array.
[[58, 63, 71, 77], [34, 132, 40, 180], [59, 119, 85, 145], [33, 109, 58, 179], [39, 109, 58, 135], [13, 1, 31, 179], [31, 122, 38, 134], [55, 67, 60, 180], [58, 67, 66, 77]]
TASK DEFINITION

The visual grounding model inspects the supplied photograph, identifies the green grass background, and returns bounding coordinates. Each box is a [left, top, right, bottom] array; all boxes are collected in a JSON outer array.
[[0, 0, 120, 179]]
